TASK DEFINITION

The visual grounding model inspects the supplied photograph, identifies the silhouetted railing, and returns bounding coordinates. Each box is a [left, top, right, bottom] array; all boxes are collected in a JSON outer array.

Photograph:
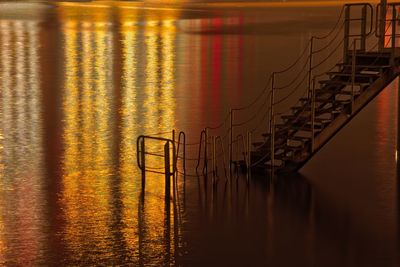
[[136, 2, 400, 178]]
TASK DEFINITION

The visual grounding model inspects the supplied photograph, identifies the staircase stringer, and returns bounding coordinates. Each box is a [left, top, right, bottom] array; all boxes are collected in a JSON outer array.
[[294, 67, 400, 172]]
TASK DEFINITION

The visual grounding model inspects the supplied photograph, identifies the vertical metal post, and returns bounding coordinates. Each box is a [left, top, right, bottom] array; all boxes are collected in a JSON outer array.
[[229, 109, 233, 175], [351, 40, 357, 114], [182, 132, 186, 173], [392, 6, 397, 65], [212, 136, 216, 179], [311, 78, 316, 153], [379, 0, 388, 51], [141, 138, 146, 191], [397, 76, 400, 160], [271, 115, 275, 171], [308, 37, 314, 99], [204, 127, 209, 175], [247, 131, 251, 183], [164, 142, 171, 200], [270, 74, 275, 172], [172, 129, 176, 175], [344, 6, 350, 64], [361, 5, 367, 51]]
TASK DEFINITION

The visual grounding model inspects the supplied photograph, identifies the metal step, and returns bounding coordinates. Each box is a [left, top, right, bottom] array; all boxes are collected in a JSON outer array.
[[337, 63, 391, 69], [327, 71, 380, 78]]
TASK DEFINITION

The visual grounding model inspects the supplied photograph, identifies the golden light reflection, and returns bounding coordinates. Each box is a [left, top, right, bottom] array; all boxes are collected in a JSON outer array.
[[0, 19, 44, 265], [60, 8, 114, 262], [117, 8, 179, 264], [60, 4, 180, 263], [119, 8, 140, 261]]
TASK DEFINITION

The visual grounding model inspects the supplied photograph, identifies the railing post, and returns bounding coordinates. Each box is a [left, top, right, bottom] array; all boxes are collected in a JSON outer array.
[[379, 0, 387, 51], [229, 109, 233, 175], [351, 40, 357, 114], [164, 142, 171, 200], [172, 129, 176, 174], [141, 138, 146, 191], [344, 5, 350, 64], [247, 131, 251, 183], [308, 37, 314, 99], [361, 5, 367, 51], [212, 135, 216, 179], [204, 127, 209, 175], [271, 115, 275, 172], [270, 74, 275, 172], [311, 78, 316, 153], [181, 132, 186, 173], [391, 6, 397, 65]]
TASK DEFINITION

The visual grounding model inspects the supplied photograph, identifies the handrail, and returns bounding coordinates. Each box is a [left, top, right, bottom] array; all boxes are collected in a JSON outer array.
[[375, 3, 397, 38], [314, 6, 346, 40], [136, 135, 177, 175], [232, 76, 272, 112], [344, 3, 374, 36], [184, 3, 396, 176]]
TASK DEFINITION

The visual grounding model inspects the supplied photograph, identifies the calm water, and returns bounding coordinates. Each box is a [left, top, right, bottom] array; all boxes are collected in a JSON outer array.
[[0, 2, 399, 266]]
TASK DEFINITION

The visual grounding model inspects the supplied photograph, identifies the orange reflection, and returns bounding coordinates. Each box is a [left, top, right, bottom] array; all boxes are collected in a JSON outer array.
[[60, 4, 181, 264], [118, 8, 140, 263], [60, 7, 114, 262], [0, 19, 44, 265], [118, 7, 179, 265]]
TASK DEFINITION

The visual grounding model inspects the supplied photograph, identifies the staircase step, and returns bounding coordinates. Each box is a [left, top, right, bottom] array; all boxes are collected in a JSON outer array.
[[337, 63, 391, 69], [327, 71, 379, 78], [300, 96, 332, 103], [319, 80, 369, 86], [287, 135, 312, 142], [281, 113, 310, 121]]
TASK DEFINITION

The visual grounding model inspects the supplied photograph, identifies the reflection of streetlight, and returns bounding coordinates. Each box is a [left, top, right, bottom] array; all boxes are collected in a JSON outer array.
[[0, 16, 44, 266]]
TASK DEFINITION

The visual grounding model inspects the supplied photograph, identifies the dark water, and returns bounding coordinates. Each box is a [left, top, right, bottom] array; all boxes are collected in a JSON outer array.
[[0, 2, 399, 266]]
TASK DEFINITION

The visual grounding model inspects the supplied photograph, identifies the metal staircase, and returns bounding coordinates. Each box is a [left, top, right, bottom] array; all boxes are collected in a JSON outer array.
[[244, 2, 400, 173]]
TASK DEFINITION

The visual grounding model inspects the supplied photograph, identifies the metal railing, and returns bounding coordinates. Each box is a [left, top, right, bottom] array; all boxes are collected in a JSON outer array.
[[136, 3, 400, 180], [137, 134, 179, 194]]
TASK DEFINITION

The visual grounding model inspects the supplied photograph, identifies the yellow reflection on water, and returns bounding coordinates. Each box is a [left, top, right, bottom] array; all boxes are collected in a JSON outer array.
[[119, 8, 140, 261], [60, 8, 114, 262], [117, 8, 179, 264], [0, 19, 44, 265], [60, 5, 180, 263]]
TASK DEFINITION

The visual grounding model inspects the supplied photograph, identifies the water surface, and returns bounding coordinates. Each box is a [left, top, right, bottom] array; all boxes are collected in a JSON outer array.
[[0, 2, 399, 266]]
